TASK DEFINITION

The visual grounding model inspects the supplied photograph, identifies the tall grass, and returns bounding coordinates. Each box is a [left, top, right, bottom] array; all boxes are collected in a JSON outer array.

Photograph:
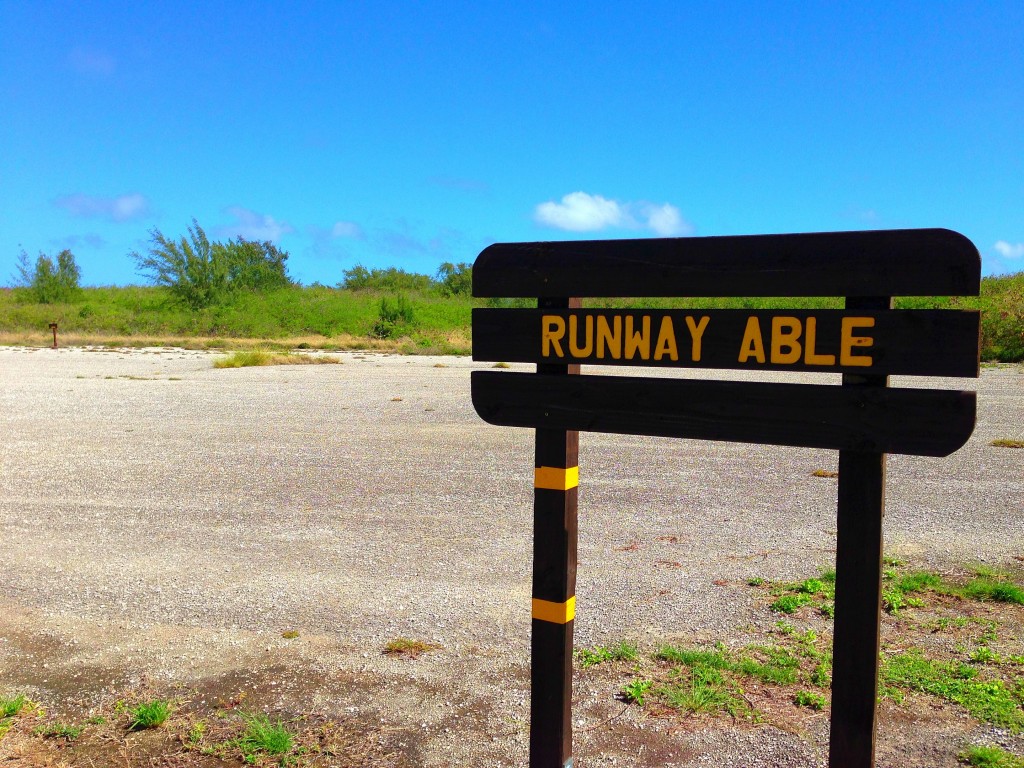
[[0, 272, 1020, 360]]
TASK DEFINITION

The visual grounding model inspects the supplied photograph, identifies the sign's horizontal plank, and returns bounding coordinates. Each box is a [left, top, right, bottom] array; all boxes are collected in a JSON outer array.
[[472, 308, 980, 377], [472, 229, 980, 298], [471, 371, 976, 457]]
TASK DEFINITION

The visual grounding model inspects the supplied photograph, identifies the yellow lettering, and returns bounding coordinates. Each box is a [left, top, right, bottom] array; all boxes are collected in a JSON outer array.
[[840, 317, 874, 367], [770, 317, 803, 364], [803, 317, 836, 366], [625, 315, 651, 360], [568, 314, 593, 357], [685, 315, 710, 362], [595, 315, 621, 359], [738, 317, 766, 364], [653, 317, 679, 361], [542, 315, 565, 358]]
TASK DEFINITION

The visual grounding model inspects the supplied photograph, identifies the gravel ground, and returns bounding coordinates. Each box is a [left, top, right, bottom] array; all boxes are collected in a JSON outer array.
[[0, 346, 1021, 766]]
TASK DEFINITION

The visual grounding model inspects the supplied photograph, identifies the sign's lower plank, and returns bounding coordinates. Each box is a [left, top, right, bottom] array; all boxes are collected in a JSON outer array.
[[472, 308, 980, 378], [471, 372, 976, 457]]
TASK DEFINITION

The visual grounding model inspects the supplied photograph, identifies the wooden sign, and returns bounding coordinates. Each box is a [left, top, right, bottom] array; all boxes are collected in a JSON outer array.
[[474, 308, 979, 377], [470, 229, 981, 768]]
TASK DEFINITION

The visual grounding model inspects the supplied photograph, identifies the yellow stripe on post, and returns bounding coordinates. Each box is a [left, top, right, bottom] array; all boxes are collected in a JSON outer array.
[[532, 596, 576, 624], [534, 465, 579, 490]]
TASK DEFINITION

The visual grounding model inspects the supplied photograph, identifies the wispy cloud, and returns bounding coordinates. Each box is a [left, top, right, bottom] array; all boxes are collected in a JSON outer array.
[[68, 47, 116, 77], [369, 222, 466, 263], [307, 221, 364, 259], [54, 192, 149, 222], [217, 207, 294, 241], [994, 240, 1024, 259], [52, 233, 106, 250], [330, 221, 363, 239], [534, 192, 692, 236]]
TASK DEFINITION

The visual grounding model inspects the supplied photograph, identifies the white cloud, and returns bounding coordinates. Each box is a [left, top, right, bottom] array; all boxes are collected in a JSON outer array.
[[54, 192, 149, 222], [535, 192, 627, 231], [994, 240, 1024, 259], [641, 203, 692, 236], [534, 192, 692, 236], [219, 206, 294, 241]]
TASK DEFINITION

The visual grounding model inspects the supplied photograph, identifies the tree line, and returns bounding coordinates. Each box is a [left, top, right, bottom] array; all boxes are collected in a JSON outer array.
[[11, 219, 474, 307]]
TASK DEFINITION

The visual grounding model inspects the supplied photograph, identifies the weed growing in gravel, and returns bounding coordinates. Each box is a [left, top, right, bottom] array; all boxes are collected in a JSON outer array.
[[576, 642, 639, 668], [770, 593, 814, 614], [127, 699, 171, 730], [0, 694, 27, 719], [794, 690, 828, 710], [622, 679, 653, 705], [991, 439, 1024, 449], [811, 469, 839, 478], [34, 722, 84, 740], [186, 720, 206, 745], [281, 629, 300, 639], [383, 638, 439, 658], [959, 744, 1024, 767]]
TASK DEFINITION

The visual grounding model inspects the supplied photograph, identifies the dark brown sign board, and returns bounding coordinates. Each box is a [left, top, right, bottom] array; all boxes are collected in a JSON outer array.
[[469, 229, 981, 768]]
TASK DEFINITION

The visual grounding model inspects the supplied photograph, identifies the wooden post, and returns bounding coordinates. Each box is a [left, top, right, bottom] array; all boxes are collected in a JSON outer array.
[[530, 297, 580, 768], [828, 296, 892, 768]]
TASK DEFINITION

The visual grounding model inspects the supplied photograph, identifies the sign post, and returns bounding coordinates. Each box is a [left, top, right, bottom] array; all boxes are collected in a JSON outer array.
[[530, 296, 580, 768], [470, 229, 981, 768]]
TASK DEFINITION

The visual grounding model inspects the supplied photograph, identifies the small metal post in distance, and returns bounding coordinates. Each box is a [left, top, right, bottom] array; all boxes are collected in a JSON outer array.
[[49, 322, 58, 349]]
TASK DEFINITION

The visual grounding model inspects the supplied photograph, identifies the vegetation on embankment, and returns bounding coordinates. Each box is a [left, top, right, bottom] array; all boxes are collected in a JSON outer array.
[[0, 270, 1021, 361]]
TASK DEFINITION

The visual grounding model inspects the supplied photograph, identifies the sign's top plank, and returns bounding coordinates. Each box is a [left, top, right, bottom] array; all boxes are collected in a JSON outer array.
[[472, 229, 980, 298]]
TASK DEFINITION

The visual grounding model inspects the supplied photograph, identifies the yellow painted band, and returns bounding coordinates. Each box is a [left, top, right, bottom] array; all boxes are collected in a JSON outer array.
[[535, 466, 579, 490], [532, 596, 576, 624]]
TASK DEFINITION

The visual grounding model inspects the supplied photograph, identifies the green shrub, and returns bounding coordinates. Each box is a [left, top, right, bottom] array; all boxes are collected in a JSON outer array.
[[131, 220, 292, 309], [436, 262, 473, 296], [14, 248, 81, 303], [372, 295, 416, 338], [341, 265, 433, 292]]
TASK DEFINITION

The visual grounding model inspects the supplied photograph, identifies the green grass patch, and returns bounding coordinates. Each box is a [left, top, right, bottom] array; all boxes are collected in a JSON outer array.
[[235, 712, 294, 761], [657, 641, 804, 688], [659, 666, 749, 718], [770, 593, 814, 614], [576, 642, 639, 668], [882, 651, 1024, 730], [965, 579, 1024, 605], [213, 350, 341, 368], [959, 744, 1024, 767], [127, 699, 171, 730]]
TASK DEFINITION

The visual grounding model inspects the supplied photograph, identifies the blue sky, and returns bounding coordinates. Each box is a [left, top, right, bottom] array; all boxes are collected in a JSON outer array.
[[2, 1, 1022, 286]]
